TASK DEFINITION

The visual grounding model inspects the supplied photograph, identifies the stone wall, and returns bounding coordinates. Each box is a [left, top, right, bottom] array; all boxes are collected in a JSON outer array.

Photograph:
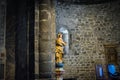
[[0, 0, 5, 50], [6, 0, 17, 79], [0, 0, 6, 79], [55, 1, 120, 80]]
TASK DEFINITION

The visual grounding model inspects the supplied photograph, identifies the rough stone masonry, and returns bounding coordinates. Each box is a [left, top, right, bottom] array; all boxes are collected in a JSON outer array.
[[55, 0, 120, 80]]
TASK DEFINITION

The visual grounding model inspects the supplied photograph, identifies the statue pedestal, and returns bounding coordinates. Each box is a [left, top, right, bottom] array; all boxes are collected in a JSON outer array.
[[55, 63, 65, 80], [56, 68, 65, 80]]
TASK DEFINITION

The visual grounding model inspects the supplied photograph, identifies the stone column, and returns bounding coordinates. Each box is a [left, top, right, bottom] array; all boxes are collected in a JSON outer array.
[[27, 0, 35, 80], [39, 0, 56, 79], [15, 0, 28, 80], [15, 0, 35, 79], [34, 0, 40, 79]]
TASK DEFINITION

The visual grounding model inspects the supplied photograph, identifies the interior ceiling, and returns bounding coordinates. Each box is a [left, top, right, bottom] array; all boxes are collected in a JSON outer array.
[[57, 0, 118, 4]]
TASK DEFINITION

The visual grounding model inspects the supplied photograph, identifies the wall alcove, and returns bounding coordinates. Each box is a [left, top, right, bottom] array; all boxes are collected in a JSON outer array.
[[57, 26, 69, 55]]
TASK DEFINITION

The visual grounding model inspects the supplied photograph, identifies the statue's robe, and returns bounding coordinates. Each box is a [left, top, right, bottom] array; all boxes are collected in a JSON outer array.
[[55, 38, 66, 63]]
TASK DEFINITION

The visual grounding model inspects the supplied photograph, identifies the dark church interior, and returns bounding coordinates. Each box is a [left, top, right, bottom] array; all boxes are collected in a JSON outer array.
[[0, 0, 120, 80]]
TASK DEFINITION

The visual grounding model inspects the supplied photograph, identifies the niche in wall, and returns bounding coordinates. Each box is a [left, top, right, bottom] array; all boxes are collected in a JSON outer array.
[[57, 27, 69, 54], [104, 44, 118, 65]]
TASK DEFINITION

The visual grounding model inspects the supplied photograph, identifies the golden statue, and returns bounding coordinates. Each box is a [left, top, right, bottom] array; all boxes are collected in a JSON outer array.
[[55, 33, 66, 63]]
